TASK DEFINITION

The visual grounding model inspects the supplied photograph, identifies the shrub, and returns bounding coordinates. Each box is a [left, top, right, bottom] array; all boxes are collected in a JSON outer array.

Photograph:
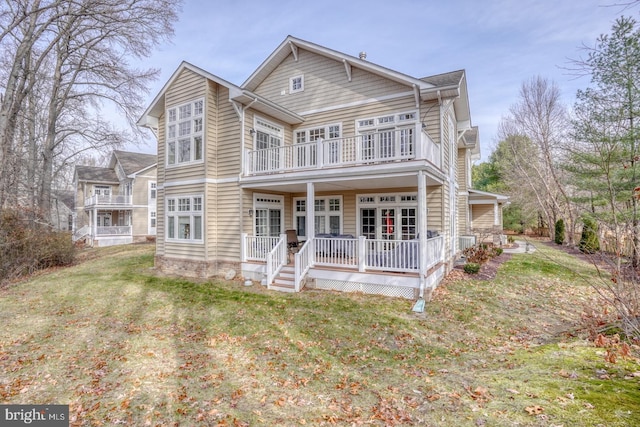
[[493, 247, 503, 256], [554, 219, 565, 245], [0, 209, 75, 283], [463, 245, 492, 264], [464, 262, 480, 274], [507, 235, 515, 244], [579, 216, 600, 254]]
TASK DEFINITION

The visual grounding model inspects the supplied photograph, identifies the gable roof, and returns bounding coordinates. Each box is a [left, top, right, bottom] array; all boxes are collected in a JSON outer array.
[[137, 61, 304, 128], [242, 36, 472, 125], [110, 150, 157, 176], [243, 35, 436, 93], [74, 165, 119, 184]]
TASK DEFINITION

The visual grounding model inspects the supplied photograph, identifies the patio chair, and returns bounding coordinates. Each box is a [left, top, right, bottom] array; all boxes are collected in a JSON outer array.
[[286, 229, 299, 253]]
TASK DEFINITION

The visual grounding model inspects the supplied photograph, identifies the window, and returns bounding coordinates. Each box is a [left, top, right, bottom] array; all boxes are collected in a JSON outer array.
[[355, 111, 417, 161], [94, 185, 110, 196], [290, 75, 304, 93], [166, 195, 203, 242], [293, 196, 342, 238], [149, 182, 157, 200], [166, 99, 204, 166], [150, 211, 157, 228], [253, 194, 283, 237]]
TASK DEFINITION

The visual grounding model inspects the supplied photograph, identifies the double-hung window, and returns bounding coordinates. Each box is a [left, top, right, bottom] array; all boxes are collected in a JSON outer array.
[[166, 99, 204, 166], [166, 195, 203, 242]]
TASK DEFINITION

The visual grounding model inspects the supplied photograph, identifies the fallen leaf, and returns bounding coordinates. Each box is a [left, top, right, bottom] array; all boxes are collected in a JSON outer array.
[[525, 405, 544, 415]]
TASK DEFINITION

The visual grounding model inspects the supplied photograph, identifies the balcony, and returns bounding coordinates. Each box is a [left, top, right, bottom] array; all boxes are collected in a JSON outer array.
[[245, 128, 440, 176], [96, 226, 132, 236], [84, 194, 132, 207]]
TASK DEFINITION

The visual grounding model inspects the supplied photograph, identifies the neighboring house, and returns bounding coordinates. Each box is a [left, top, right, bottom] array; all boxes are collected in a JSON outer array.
[[137, 36, 507, 299], [73, 150, 157, 247], [50, 190, 75, 232]]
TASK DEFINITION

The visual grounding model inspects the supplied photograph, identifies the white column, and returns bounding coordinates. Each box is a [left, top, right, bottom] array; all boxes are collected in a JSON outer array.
[[494, 201, 500, 226], [418, 171, 427, 293], [306, 182, 315, 239]]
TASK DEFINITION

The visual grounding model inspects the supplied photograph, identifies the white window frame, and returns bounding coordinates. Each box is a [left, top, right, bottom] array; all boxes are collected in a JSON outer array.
[[356, 192, 419, 240], [289, 75, 304, 93], [94, 185, 111, 196], [356, 111, 417, 132], [149, 181, 157, 202], [165, 194, 204, 243], [166, 99, 204, 167], [253, 193, 284, 237], [292, 195, 343, 239]]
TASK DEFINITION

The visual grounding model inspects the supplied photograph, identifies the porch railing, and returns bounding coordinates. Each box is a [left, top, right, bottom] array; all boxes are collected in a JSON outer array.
[[72, 225, 90, 242], [85, 194, 132, 207], [246, 128, 441, 175], [265, 234, 287, 289], [244, 235, 280, 261], [245, 234, 445, 288], [96, 226, 131, 236], [459, 235, 476, 252]]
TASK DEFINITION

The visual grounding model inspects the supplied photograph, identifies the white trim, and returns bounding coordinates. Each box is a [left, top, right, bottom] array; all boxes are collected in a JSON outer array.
[[252, 193, 284, 236], [289, 75, 304, 93], [165, 194, 204, 243], [166, 98, 205, 167], [356, 191, 420, 240], [297, 91, 415, 116], [159, 177, 238, 189], [292, 195, 343, 239]]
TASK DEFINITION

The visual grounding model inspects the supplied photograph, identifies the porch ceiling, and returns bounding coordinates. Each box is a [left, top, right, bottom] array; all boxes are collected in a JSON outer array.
[[240, 169, 443, 193]]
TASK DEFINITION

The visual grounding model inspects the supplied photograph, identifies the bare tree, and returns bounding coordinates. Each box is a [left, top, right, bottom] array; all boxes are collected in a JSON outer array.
[[0, 0, 181, 214], [498, 76, 576, 241]]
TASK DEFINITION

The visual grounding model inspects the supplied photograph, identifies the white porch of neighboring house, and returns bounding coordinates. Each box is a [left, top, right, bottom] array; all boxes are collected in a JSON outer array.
[[239, 136, 448, 299], [82, 195, 133, 247]]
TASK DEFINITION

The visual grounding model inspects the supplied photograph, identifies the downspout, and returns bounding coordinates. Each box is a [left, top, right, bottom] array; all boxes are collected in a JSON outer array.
[[237, 97, 258, 238]]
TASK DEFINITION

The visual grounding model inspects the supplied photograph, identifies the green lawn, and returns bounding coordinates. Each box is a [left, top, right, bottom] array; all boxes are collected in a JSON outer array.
[[1, 242, 638, 426]]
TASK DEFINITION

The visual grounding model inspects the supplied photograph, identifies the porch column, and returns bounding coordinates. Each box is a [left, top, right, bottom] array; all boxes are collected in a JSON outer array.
[[306, 182, 315, 239], [493, 202, 500, 226], [417, 171, 427, 292]]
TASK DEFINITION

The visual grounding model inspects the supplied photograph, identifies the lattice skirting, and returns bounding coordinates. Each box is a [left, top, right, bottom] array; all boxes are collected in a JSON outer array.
[[308, 279, 418, 299]]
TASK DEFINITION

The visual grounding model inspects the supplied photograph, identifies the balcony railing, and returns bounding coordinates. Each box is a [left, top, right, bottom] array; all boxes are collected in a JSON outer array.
[[246, 128, 440, 176], [85, 194, 132, 207], [96, 226, 131, 236]]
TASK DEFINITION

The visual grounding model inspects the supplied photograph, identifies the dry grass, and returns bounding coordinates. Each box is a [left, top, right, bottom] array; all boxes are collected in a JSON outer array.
[[1, 242, 639, 426]]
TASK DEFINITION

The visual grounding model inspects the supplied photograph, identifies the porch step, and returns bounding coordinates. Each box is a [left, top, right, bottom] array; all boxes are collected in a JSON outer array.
[[271, 266, 297, 292]]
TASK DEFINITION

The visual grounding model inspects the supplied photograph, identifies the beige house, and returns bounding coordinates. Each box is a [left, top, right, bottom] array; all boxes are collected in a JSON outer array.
[[73, 150, 157, 247], [138, 36, 506, 300]]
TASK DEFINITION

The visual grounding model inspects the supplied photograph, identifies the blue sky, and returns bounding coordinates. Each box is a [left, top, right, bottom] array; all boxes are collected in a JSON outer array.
[[132, 0, 631, 161]]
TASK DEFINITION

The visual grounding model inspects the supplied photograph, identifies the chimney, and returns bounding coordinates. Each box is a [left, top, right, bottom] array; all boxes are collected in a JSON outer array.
[[359, 51, 367, 60]]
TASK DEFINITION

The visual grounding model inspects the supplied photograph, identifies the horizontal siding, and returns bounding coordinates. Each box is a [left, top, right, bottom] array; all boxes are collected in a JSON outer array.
[[156, 189, 165, 255], [165, 68, 207, 108], [254, 49, 412, 113], [217, 86, 242, 178], [131, 206, 149, 236], [472, 204, 494, 229], [206, 81, 218, 180], [426, 186, 443, 233], [210, 182, 242, 262]]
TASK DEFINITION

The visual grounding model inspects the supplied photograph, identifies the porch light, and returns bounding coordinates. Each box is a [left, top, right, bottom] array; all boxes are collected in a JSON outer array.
[[248, 209, 253, 217]]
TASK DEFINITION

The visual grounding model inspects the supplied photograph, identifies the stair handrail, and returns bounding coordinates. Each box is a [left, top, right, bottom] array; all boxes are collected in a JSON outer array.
[[265, 234, 287, 289], [294, 238, 314, 291]]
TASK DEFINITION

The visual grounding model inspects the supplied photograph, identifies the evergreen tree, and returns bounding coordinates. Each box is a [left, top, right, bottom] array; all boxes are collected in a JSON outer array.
[[554, 219, 565, 245]]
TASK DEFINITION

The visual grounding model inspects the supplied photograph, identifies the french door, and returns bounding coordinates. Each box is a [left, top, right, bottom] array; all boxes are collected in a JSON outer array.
[[255, 208, 282, 237]]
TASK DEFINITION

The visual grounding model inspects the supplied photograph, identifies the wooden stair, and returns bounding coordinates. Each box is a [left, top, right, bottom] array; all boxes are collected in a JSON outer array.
[[270, 265, 297, 292]]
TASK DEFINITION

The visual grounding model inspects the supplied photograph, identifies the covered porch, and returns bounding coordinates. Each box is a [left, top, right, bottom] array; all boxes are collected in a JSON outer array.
[[239, 168, 447, 298]]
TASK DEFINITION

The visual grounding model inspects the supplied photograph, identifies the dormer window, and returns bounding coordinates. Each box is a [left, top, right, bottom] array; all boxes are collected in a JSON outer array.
[[290, 75, 304, 93]]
